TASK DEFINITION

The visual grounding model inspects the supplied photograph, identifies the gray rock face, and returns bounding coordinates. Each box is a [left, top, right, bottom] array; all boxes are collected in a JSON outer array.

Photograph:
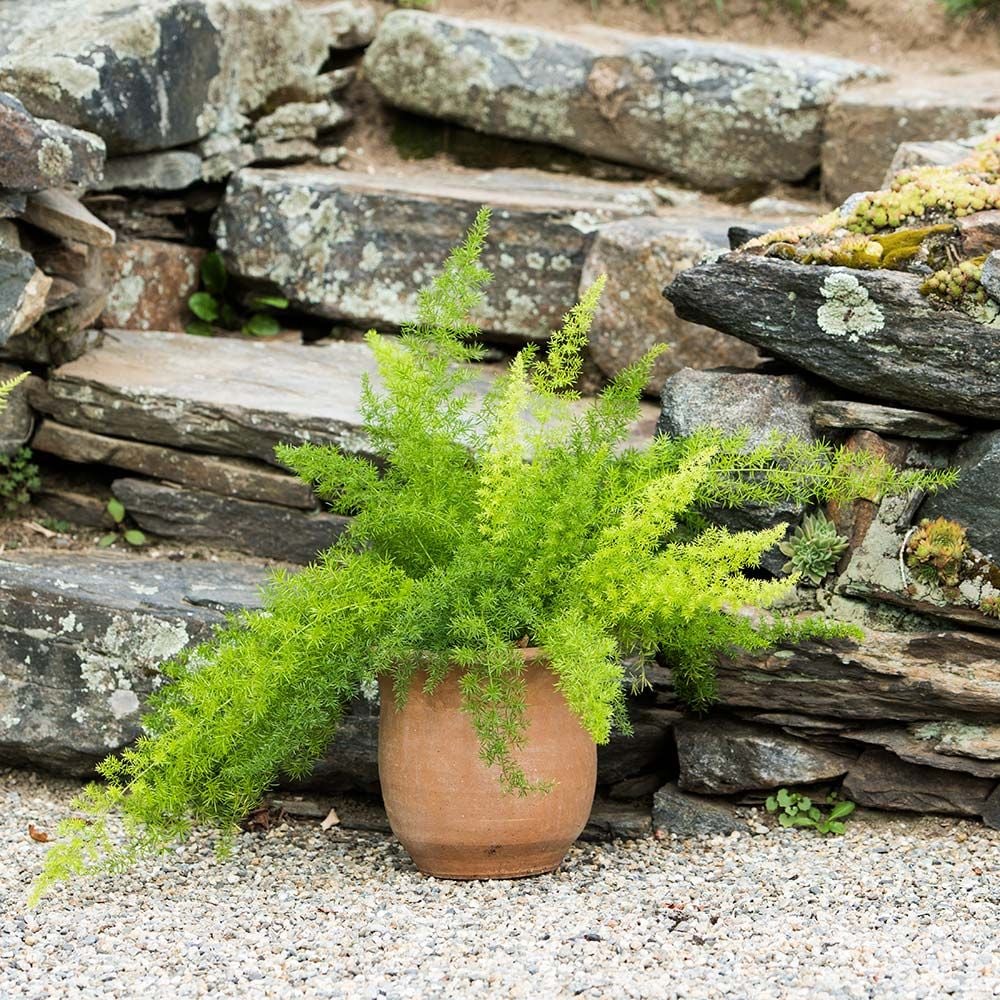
[[94, 151, 203, 192], [821, 73, 1000, 204], [364, 12, 873, 189], [32, 420, 316, 509], [674, 719, 854, 794], [981, 250, 1000, 303], [0, 0, 327, 155], [215, 166, 655, 340], [111, 478, 348, 563], [0, 364, 32, 455], [0, 92, 105, 191], [652, 783, 749, 838], [840, 723, 1000, 780], [921, 429, 1000, 559], [0, 247, 36, 347], [667, 255, 1000, 420], [658, 367, 830, 443], [812, 400, 967, 441], [597, 706, 680, 785], [716, 629, 1000, 721], [0, 551, 268, 774], [581, 216, 758, 394], [843, 749, 996, 817]]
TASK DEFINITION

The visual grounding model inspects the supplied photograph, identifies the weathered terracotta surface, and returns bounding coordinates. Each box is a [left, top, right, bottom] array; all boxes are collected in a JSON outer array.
[[378, 653, 596, 879]]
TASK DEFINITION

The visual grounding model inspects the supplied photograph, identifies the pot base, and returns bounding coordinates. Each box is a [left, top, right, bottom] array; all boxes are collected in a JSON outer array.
[[378, 655, 597, 882], [405, 844, 569, 880]]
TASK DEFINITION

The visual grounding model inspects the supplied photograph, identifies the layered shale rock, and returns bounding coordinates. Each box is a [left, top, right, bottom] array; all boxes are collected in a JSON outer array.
[[364, 11, 874, 189], [667, 255, 1000, 420]]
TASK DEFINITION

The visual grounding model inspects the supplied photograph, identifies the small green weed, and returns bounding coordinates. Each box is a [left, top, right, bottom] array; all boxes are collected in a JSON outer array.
[[765, 788, 856, 834], [98, 498, 147, 549], [1, 447, 40, 516], [187, 252, 289, 339]]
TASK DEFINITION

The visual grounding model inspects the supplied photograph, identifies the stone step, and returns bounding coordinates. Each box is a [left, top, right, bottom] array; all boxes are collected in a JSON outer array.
[[28, 329, 659, 467], [214, 165, 658, 342], [822, 71, 1000, 204], [28, 329, 438, 465], [363, 11, 876, 190]]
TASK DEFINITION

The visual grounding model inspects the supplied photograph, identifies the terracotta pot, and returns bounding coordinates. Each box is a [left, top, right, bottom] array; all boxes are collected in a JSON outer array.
[[378, 650, 597, 879]]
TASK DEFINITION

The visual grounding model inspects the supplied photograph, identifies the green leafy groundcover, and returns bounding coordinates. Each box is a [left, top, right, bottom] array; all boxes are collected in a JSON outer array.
[[33, 209, 952, 901]]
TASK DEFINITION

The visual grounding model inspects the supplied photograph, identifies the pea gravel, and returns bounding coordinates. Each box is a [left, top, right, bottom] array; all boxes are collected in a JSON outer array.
[[2, 768, 998, 1000]]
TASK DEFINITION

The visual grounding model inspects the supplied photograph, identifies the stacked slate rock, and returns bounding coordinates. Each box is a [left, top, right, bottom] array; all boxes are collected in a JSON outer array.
[[658, 125, 1000, 829]]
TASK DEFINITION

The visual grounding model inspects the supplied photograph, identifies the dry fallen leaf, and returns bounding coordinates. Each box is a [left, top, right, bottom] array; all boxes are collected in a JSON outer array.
[[28, 824, 51, 843], [320, 807, 341, 831]]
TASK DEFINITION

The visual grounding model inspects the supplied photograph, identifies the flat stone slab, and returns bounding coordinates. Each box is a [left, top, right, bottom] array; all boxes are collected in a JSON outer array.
[[214, 166, 656, 341], [21, 190, 115, 248], [28, 330, 436, 463], [717, 629, 1000, 722], [94, 151, 203, 192], [0, 247, 37, 346], [812, 400, 967, 441], [652, 783, 749, 838], [0, 551, 269, 774], [843, 748, 996, 817], [0, 0, 326, 155], [112, 478, 347, 563], [32, 420, 316, 508], [840, 723, 1000, 780], [364, 12, 874, 189], [667, 255, 1000, 420], [0, 91, 105, 191], [674, 719, 855, 794]]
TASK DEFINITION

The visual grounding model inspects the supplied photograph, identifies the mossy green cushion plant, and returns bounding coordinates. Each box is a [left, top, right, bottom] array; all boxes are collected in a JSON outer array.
[[32, 210, 953, 902]]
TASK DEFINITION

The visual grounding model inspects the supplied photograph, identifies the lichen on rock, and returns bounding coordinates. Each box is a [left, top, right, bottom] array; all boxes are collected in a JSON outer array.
[[816, 271, 885, 341]]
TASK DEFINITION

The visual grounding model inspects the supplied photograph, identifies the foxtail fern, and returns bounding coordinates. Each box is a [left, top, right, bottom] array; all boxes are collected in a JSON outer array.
[[32, 208, 954, 902]]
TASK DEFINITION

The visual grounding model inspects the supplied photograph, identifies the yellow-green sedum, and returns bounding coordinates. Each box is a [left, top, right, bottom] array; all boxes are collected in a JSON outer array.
[[32, 210, 955, 903]]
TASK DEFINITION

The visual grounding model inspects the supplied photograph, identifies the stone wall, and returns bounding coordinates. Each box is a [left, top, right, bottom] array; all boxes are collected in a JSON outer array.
[[2, 0, 1000, 836]]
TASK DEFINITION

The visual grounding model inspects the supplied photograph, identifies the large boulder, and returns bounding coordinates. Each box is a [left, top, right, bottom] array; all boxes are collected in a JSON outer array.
[[666, 255, 1000, 420], [580, 217, 758, 393], [0, 0, 327, 155], [215, 166, 655, 341], [0, 92, 105, 191], [363, 12, 874, 190]]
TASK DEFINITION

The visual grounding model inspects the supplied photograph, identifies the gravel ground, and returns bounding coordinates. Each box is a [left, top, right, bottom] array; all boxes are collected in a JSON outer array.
[[2, 768, 998, 1000]]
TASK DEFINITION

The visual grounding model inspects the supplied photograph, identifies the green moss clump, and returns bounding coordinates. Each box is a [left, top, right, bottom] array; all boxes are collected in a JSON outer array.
[[747, 133, 1000, 283]]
